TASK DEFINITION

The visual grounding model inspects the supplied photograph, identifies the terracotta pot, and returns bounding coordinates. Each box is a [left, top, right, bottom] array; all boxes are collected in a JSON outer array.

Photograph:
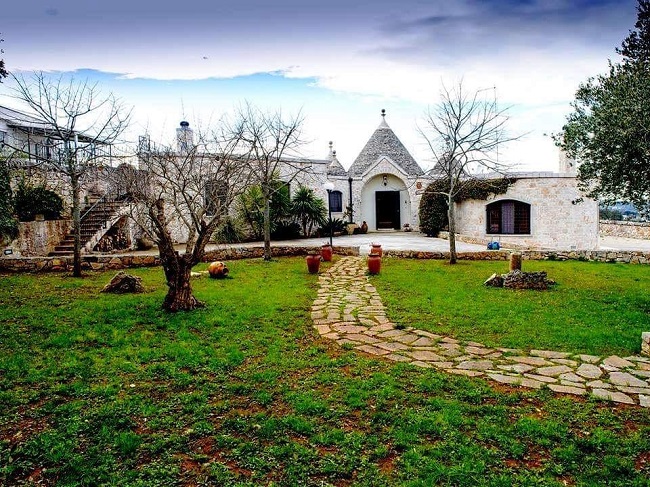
[[321, 244, 332, 262], [306, 253, 321, 274], [208, 261, 229, 279], [367, 253, 381, 275], [370, 243, 382, 257]]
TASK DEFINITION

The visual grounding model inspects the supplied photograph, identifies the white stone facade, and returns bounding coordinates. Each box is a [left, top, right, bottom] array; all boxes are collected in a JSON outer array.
[[453, 174, 599, 250]]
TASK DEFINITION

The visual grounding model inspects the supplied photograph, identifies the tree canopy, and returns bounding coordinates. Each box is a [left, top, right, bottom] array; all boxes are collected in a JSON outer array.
[[557, 0, 650, 214]]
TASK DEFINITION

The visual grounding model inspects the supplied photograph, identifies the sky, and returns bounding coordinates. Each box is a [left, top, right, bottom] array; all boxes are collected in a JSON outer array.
[[0, 0, 640, 171]]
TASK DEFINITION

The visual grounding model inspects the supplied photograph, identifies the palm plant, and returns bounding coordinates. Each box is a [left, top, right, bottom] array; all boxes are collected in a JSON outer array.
[[291, 185, 327, 237]]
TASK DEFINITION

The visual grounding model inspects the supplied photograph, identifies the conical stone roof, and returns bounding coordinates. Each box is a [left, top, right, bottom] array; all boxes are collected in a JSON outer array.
[[348, 113, 424, 178]]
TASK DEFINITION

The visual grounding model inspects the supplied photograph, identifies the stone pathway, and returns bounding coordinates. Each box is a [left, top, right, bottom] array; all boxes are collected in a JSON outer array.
[[311, 257, 650, 407]]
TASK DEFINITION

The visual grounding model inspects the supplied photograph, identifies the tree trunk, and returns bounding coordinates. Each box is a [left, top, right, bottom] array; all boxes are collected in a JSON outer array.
[[71, 176, 82, 277], [161, 253, 203, 312], [447, 194, 457, 264], [263, 193, 272, 261]]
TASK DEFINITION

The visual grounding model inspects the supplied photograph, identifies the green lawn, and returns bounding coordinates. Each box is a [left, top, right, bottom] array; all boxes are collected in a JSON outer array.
[[1, 257, 649, 486], [375, 258, 650, 357]]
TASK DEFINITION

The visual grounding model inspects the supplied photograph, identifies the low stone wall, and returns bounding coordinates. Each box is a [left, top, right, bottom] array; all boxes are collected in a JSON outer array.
[[600, 220, 650, 240], [384, 249, 650, 264], [6, 220, 71, 257], [0, 245, 360, 273]]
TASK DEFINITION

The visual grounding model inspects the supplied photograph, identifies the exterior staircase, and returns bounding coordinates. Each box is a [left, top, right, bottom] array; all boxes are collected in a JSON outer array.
[[49, 195, 125, 256]]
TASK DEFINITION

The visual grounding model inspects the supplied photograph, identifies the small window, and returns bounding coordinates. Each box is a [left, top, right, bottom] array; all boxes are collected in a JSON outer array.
[[0, 130, 6, 145], [486, 200, 530, 234], [329, 190, 343, 212]]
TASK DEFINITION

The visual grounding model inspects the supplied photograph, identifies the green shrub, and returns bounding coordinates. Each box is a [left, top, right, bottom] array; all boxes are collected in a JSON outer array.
[[14, 182, 64, 221], [0, 161, 17, 244]]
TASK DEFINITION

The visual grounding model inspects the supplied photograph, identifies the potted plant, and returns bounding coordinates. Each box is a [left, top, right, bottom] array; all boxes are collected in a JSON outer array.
[[306, 252, 321, 274], [403, 223, 412, 232]]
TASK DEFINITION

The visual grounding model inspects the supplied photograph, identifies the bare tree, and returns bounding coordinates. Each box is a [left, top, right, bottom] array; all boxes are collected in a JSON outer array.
[[116, 124, 250, 311], [8, 72, 131, 276], [229, 103, 308, 261], [420, 81, 519, 264]]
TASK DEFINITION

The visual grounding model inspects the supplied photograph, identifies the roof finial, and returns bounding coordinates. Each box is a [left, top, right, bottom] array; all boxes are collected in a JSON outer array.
[[328, 141, 334, 159], [332, 150, 337, 157], [381, 109, 386, 118]]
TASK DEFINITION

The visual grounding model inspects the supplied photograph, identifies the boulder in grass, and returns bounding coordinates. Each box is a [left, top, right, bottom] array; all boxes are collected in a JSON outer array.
[[101, 271, 145, 294]]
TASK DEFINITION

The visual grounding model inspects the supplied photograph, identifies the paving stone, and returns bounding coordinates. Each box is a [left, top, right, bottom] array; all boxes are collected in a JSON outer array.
[[323, 332, 339, 340], [530, 349, 571, 359], [338, 339, 360, 346], [437, 348, 464, 358], [377, 329, 407, 338], [465, 346, 493, 356], [355, 344, 391, 356], [548, 384, 587, 395], [411, 361, 432, 368], [576, 364, 603, 379], [409, 350, 447, 362], [447, 369, 484, 377], [346, 334, 380, 344], [508, 356, 552, 366], [615, 386, 650, 395], [551, 358, 579, 367], [385, 354, 412, 363], [333, 324, 368, 334], [375, 341, 410, 352], [412, 330, 442, 339], [603, 355, 635, 369], [591, 389, 635, 404], [586, 380, 612, 389], [485, 352, 504, 359], [497, 364, 535, 374], [524, 373, 558, 383], [630, 370, 650, 379], [535, 365, 573, 377], [440, 337, 459, 344], [601, 364, 620, 372], [487, 373, 544, 389], [314, 325, 331, 335], [368, 324, 394, 332], [624, 356, 650, 363], [374, 315, 390, 325], [311, 311, 326, 319], [456, 360, 494, 371], [431, 361, 455, 369], [411, 337, 435, 347], [466, 341, 486, 347], [640, 395, 650, 408], [343, 314, 356, 322], [452, 355, 475, 362], [576, 354, 601, 364], [637, 363, 650, 371], [560, 380, 586, 388], [393, 333, 421, 345], [608, 372, 648, 387], [558, 372, 586, 383]]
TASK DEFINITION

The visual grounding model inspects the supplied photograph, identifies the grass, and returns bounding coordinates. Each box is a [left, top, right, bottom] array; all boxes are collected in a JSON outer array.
[[375, 258, 650, 356], [0, 256, 649, 486]]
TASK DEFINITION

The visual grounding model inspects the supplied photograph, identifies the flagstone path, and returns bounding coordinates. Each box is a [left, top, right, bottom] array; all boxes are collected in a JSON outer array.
[[311, 256, 650, 407]]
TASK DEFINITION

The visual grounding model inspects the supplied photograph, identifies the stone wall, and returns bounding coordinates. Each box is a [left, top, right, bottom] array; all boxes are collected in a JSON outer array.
[[384, 249, 649, 264], [6, 220, 71, 257], [600, 220, 650, 240], [453, 174, 599, 250], [0, 245, 360, 273]]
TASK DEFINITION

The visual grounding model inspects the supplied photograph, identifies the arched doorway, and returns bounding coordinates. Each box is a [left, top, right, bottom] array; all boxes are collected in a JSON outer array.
[[360, 174, 410, 231]]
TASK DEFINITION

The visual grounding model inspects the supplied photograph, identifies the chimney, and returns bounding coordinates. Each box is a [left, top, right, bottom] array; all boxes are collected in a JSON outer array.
[[176, 121, 194, 152]]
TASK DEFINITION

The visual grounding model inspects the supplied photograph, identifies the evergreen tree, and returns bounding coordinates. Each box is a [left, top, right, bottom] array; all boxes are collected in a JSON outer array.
[[557, 0, 650, 213]]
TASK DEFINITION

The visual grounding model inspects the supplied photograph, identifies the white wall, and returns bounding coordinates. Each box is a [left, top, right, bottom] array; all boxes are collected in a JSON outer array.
[[454, 175, 599, 250]]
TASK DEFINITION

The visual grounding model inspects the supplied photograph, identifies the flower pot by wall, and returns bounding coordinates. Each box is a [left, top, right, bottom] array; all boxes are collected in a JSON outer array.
[[371, 243, 382, 257], [367, 253, 381, 275], [306, 253, 321, 274], [321, 244, 332, 262]]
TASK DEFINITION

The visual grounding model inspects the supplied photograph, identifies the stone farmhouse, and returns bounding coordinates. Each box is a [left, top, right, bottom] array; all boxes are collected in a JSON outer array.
[[1, 105, 599, 256]]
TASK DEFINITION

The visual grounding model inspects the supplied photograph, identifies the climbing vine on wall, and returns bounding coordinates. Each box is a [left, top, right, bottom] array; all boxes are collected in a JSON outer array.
[[419, 178, 515, 236]]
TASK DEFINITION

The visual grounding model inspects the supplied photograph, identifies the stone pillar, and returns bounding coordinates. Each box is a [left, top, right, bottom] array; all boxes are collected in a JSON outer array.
[[510, 252, 522, 272], [642, 332, 650, 357]]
